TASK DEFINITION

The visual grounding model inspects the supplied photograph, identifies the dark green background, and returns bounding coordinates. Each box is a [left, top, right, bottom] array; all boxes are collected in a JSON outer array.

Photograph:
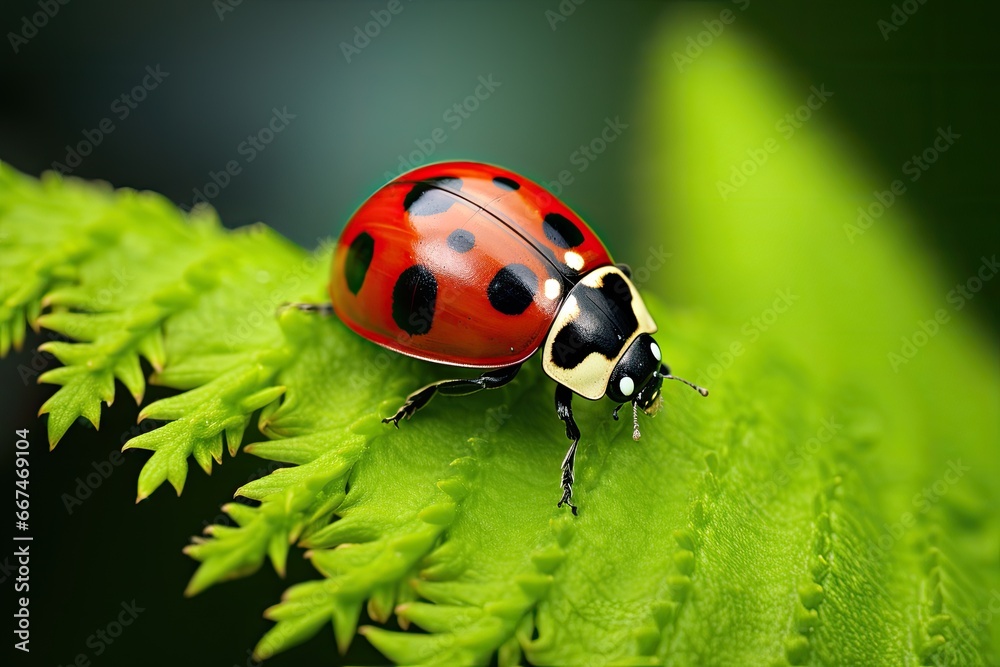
[[1, 1, 997, 665]]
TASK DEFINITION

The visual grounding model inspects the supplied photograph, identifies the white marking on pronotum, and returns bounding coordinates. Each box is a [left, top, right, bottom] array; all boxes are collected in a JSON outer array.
[[565, 251, 584, 271], [619, 376, 634, 396], [650, 341, 661, 361], [544, 278, 562, 300]]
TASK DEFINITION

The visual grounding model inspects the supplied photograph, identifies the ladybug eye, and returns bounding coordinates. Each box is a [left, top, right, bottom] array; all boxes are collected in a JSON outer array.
[[619, 376, 635, 397]]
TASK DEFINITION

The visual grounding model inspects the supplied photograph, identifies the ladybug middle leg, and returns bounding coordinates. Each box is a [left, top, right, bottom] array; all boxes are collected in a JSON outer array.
[[555, 384, 581, 516], [383, 363, 522, 427]]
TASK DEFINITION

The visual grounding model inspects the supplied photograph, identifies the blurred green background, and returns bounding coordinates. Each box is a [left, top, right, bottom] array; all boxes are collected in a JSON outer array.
[[1, 1, 997, 665]]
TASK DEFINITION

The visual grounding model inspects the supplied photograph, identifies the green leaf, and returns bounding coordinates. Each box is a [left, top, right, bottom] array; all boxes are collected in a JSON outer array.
[[0, 12, 996, 664], [126, 354, 288, 498]]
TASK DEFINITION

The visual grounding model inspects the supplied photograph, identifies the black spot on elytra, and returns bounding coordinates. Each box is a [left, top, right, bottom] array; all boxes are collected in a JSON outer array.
[[447, 229, 475, 253], [487, 264, 537, 316], [551, 273, 638, 369], [403, 177, 463, 216], [493, 176, 520, 191], [543, 212, 585, 249], [392, 265, 438, 335], [344, 232, 374, 295]]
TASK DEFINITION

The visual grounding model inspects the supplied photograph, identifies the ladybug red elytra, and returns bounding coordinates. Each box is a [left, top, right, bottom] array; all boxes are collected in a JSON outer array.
[[320, 161, 707, 513]]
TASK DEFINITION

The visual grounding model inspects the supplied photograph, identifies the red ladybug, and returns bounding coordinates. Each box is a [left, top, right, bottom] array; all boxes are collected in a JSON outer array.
[[327, 161, 707, 513]]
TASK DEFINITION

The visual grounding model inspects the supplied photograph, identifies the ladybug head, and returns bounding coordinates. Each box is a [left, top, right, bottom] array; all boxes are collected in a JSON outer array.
[[606, 334, 662, 408], [606, 334, 709, 440]]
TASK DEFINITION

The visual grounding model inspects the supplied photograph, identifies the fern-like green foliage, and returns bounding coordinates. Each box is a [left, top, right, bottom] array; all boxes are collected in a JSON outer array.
[[2, 17, 997, 665]]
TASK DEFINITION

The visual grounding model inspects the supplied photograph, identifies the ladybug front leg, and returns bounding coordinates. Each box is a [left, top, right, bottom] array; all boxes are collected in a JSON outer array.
[[555, 384, 581, 516], [382, 363, 522, 427]]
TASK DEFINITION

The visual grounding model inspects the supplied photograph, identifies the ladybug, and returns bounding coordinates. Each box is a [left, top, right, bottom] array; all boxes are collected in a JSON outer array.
[[326, 161, 707, 514]]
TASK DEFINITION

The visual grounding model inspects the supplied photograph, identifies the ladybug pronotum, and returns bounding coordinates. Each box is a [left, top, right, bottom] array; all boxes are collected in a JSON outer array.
[[322, 161, 707, 514]]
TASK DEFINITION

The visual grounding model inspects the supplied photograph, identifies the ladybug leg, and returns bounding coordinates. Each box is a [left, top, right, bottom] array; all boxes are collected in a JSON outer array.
[[615, 263, 632, 278], [382, 364, 522, 427], [554, 384, 581, 516]]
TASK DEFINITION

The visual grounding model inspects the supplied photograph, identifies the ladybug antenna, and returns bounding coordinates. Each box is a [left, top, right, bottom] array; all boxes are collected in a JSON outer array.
[[632, 401, 641, 441], [278, 302, 335, 316], [661, 368, 709, 397]]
